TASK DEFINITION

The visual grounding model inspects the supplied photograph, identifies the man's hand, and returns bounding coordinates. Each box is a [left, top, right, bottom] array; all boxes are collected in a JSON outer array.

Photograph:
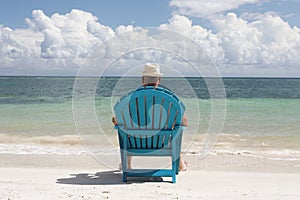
[[112, 116, 118, 125]]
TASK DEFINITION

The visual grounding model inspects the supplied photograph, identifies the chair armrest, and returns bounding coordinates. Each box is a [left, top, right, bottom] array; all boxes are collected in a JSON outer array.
[[174, 125, 186, 130]]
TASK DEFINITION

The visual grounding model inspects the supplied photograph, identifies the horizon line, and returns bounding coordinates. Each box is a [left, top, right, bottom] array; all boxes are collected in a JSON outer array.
[[1, 75, 300, 79]]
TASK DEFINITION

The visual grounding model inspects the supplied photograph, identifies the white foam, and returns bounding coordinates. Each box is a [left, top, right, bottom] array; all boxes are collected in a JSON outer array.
[[0, 144, 89, 155], [209, 148, 300, 161]]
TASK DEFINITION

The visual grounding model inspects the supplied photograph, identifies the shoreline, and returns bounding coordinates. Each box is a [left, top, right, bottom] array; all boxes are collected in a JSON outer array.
[[1, 153, 300, 173]]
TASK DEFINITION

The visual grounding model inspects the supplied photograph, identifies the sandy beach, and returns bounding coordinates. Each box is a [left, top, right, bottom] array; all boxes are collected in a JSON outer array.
[[1, 153, 300, 200]]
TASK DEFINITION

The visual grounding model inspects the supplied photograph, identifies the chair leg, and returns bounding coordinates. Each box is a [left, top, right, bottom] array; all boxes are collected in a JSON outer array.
[[119, 134, 128, 183], [121, 152, 127, 171], [120, 149, 128, 182], [176, 157, 180, 174], [172, 154, 177, 183], [123, 172, 127, 182], [172, 173, 176, 183], [171, 138, 178, 183]]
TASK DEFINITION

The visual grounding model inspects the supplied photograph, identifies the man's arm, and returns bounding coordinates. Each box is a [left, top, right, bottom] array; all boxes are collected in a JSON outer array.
[[181, 114, 188, 126]]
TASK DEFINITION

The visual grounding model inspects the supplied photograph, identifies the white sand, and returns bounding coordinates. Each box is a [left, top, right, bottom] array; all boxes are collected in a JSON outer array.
[[1, 154, 300, 200]]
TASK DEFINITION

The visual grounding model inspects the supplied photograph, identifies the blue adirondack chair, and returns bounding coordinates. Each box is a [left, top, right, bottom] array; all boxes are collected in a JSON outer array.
[[114, 86, 185, 183]]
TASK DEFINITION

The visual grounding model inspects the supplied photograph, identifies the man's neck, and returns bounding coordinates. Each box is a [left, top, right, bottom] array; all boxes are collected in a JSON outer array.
[[143, 83, 159, 87]]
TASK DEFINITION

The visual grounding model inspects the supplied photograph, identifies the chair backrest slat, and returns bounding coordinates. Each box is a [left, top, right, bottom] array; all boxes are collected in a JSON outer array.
[[153, 96, 164, 130], [141, 135, 147, 148], [167, 103, 178, 129], [114, 86, 185, 150], [145, 95, 154, 130], [129, 99, 138, 129], [147, 135, 152, 148], [137, 95, 145, 128], [152, 133, 158, 148], [136, 135, 142, 148]]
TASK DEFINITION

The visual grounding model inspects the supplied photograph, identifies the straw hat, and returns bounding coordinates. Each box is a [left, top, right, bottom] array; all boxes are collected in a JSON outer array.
[[141, 63, 163, 77]]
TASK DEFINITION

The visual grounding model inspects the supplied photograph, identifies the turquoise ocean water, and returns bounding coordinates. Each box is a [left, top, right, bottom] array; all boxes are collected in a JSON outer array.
[[0, 76, 299, 159]]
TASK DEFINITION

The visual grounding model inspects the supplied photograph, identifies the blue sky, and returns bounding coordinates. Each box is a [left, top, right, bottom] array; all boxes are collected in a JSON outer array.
[[1, 0, 299, 29], [0, 0, 299, 76], [0, 0, 172, 29]]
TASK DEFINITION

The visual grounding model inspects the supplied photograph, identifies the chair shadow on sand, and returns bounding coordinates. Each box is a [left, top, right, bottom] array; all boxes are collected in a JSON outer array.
[[56, 170, 164, 185]]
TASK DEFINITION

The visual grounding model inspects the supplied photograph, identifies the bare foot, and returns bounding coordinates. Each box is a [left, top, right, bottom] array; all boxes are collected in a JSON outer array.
[[119, 163, 132, 170], [179, 159, 188, 171]]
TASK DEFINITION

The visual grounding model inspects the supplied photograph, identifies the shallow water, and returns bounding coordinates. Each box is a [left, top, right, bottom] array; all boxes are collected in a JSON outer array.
[[0, 76, 299, 159]]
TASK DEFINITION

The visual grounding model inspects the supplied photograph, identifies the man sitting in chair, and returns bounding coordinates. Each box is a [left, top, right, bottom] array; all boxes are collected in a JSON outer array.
[[112, 63, 188, 171]]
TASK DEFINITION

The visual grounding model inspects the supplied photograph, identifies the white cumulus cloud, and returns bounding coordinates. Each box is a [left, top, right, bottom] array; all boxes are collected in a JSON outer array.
[[0, 9, 299, 76], [169, 0, 262, 18], [158, 13, 300, 76], [25, 9, 114, 58], [0, 9, 116, 75], [213, 13, 300, 67]]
